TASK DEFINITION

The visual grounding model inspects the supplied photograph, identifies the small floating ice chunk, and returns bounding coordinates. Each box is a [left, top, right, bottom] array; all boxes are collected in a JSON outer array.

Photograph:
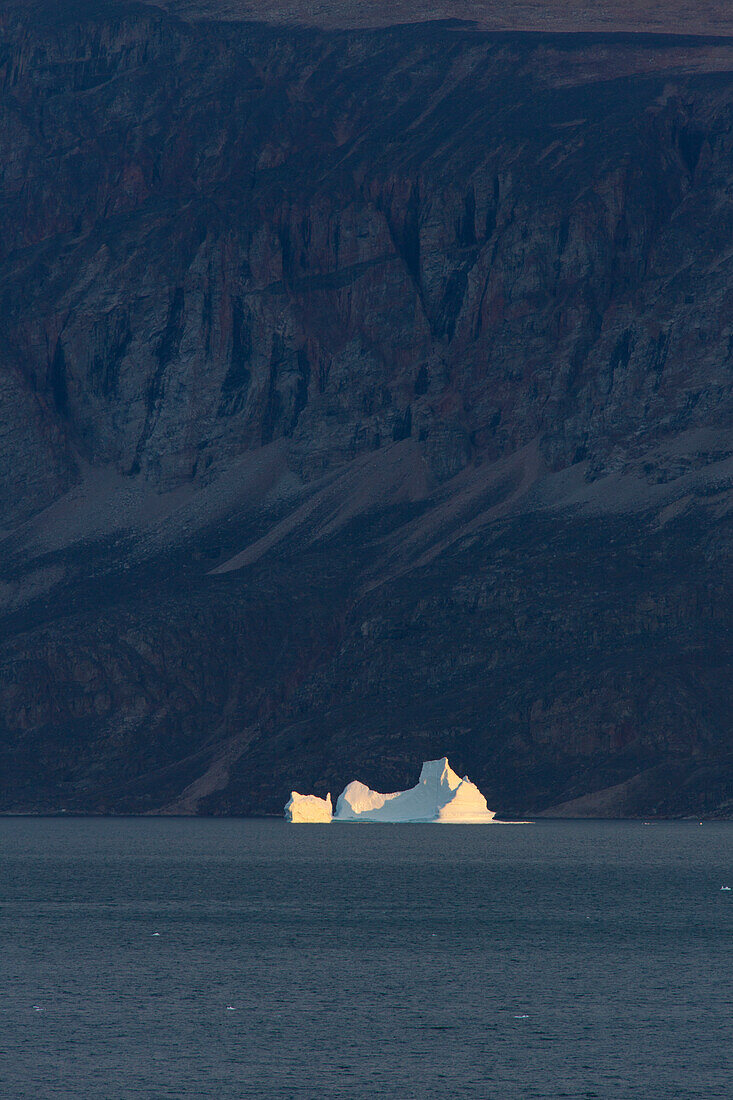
[[722, 886, 731, 891], [284, 791, 333, 823], [226, 1005, 236, 1011]]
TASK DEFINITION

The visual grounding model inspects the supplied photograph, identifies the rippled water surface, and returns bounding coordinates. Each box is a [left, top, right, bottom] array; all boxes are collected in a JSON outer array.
[[1, 818, 731, 1098]]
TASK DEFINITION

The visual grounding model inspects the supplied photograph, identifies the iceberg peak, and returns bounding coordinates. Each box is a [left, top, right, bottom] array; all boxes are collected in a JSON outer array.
[[417, 756, 463, 794]]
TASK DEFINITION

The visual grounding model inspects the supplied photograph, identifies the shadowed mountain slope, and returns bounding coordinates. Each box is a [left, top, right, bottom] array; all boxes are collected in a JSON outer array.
[[0, 3, 731, 815], [151, 0, 733, 36]]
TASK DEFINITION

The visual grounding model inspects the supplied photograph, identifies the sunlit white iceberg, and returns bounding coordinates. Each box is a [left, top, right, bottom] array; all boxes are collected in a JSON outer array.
[[284, 790, 333, 823], [283, 758, 500, 823], [334, 757, 496, 823]]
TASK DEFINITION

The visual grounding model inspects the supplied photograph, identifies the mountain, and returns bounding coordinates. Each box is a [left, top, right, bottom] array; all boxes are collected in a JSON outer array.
[[0, 0, 731, 817]]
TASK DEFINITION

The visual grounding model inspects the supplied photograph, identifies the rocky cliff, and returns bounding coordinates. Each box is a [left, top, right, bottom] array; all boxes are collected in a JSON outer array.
[[0, 1, 731, 816]]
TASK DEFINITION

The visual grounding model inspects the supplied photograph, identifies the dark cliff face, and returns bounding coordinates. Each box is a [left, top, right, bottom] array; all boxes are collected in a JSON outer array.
[[0, 3, 731, 816]]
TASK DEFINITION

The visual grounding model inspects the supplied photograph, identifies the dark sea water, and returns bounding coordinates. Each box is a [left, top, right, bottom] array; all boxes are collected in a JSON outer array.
[[0, 818, 731, 1099]]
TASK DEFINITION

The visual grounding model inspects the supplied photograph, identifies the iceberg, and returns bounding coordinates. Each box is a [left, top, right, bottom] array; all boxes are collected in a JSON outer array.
[[284, 758, 498, 823], [284, 790, 333, 823], [334, 757, 495, 823]]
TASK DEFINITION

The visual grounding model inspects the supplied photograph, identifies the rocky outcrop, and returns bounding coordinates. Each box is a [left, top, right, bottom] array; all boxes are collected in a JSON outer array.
[[0, 2, 731, 816]]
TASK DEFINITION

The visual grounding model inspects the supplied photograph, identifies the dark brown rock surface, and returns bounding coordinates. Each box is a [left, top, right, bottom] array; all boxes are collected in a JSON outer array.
[[0, 2, 731, 816]]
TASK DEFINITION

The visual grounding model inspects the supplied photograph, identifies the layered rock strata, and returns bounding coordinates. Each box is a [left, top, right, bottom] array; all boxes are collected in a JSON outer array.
[[0, 2, 731, 817]]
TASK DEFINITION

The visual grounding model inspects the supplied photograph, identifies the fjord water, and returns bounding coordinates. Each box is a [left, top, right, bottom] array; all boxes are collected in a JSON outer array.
[[1, 820, 731, 1099]]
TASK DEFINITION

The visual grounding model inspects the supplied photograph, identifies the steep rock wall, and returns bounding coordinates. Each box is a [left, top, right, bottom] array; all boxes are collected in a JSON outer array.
[[0, 4, 731, 815]]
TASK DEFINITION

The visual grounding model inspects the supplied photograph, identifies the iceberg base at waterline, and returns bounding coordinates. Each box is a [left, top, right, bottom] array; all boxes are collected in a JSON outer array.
[[284, 758, 499, 823]]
